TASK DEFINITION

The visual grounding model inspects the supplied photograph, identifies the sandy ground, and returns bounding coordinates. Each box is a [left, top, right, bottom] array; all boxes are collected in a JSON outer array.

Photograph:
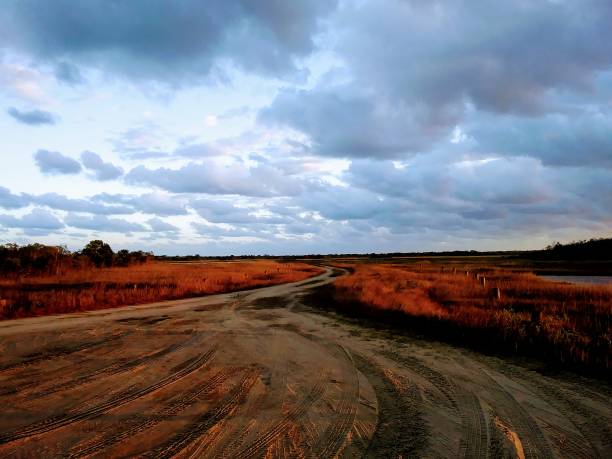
[[0, 267, 610, 458]]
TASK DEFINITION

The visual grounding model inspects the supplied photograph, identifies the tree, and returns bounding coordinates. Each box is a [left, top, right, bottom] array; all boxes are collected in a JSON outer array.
[[115, 249, 130, 267], [82, 240, 114, 267]]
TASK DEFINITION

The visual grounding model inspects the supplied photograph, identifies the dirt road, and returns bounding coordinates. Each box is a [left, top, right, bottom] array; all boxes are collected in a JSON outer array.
[[0, 267, 610, 458]]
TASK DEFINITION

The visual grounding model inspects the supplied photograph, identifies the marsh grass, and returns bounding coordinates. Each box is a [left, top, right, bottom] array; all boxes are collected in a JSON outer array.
[[326, 264, 611, 374], [0, 261, 322, 320]]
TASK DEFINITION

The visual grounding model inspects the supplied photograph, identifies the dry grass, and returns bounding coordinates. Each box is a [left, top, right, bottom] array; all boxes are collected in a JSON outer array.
[[329, 263, 612, 373], [0, 260, 323, 320]]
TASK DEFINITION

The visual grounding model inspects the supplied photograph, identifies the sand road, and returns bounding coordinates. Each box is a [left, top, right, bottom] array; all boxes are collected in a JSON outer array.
[[0, 267, 610, 458]]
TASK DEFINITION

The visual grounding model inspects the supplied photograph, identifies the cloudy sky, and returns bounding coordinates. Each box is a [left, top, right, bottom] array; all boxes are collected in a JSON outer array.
[[1, 0, 611, 255]]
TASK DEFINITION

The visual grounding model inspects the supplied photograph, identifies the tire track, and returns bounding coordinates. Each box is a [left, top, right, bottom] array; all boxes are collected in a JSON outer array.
[[308, 346, 359, 458], [0, 347, 216, 446], [68, 367, 237, 458], [231, 376, 327, 459], [29, 334, 199, 400], [0, 343, 122, 398], [492, 365, 609, 458], [0, 332, 127, 374], [381, 350, 457, 410], [142, 369, 259, 459], [457, 389, 489, 459], [353, 354, 429, 458], [381, 350, 488, 458], [538, 418, 594, 459], [480, 369, 553, 459]]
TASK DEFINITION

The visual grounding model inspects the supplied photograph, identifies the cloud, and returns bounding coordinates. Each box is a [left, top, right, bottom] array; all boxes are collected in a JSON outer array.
[[261, 0, 612, 160], [34, 149, 82, 175], [111, 122, 224, 159], [469, 112, 612, 168], [0, 208, 64, 235], [190, 199, 256, 224], [0, 61, 50, 104], [92, 192, 189, 216], [54, 61, 85, 85], [7, 106, 56, 125], [147, 217, 179, 233], [335, 1, 612, 115], [1, 0, 338, 84], [0, 186, 29, 209], [125, 160, 303, 197], [297, 186, 396, 221], [64, 214, 147, 233], [0, 187, 134, 215], [261, 86, 451, 158], [32, 193, 133, 215], [80, 151, 123, 181], [342, 155, 612, 237]]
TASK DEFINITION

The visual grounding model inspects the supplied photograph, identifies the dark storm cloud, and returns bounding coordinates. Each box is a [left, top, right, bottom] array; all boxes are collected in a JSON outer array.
[[80, 151, 123, 181], [7, 107, 57, 125], [336, 0, 612, 115], [1, 0, 337, 83], [469, 113, 612, 168], [34, 150, 82, 175], [260, 87, 446, 158], [262, 0, 612, 161]]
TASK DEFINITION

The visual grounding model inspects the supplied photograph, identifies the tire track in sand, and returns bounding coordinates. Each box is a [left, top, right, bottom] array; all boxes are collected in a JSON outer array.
[[381, 350, 488, 458], [307, 346, 360, 458], [0, 346, 216, 446], [353, 353, 428, 458], [231, 376, 327, 459], [68, 367, 238, 458], [456, 389, 489, 459], [142, 369, 259, 459], [0, 332, 127, 374], [493, 365, 610, 458], [29, 334, 200, 400], [480, 369, 553, 459]]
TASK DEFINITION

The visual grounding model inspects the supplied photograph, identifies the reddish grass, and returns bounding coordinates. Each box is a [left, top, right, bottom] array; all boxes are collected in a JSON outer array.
[[329, 263, 612, 373], [0, 260, 323, 320]]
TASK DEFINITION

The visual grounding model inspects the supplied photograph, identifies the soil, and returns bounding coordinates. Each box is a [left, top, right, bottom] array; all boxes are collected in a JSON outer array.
[[0, 267, 610, 458]]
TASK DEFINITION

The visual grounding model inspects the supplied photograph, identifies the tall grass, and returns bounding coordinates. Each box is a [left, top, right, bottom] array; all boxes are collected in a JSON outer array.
[[328, 264, 611, 374], [0, 261, 322, 320]]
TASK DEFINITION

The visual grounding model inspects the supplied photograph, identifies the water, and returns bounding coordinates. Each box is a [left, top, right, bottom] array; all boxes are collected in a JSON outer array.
[[540, 275, 612, 286]]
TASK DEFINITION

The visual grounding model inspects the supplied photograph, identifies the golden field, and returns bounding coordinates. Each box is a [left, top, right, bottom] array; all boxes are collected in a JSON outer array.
[[0, 260, 323, 320]]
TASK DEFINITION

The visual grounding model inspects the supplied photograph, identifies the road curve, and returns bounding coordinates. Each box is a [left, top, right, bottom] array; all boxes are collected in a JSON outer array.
[[0, 267, 610, 458]]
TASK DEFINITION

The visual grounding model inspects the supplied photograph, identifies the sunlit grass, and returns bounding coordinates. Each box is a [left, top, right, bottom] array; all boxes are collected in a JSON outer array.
[[0, 260, 323, 320], [330, 263, 611, 372]]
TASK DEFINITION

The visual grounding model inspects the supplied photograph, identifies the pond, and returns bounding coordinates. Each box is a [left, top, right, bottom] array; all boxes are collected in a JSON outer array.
[[540, 275, 612, 286]]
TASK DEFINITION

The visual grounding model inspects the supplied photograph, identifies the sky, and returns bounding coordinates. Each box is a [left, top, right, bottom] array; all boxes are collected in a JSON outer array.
[[1, 0, 611, 255]]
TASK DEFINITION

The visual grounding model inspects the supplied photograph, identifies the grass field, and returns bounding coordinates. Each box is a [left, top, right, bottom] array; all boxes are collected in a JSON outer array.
[[0, 260, 323, 320], [316, 261, 611, 375]]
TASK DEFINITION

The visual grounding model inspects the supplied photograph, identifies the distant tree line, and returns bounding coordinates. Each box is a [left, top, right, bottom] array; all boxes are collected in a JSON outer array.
[[155, 249, 520, 262], [534, 237, 612, 260], [0, 240, 153, 276]]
